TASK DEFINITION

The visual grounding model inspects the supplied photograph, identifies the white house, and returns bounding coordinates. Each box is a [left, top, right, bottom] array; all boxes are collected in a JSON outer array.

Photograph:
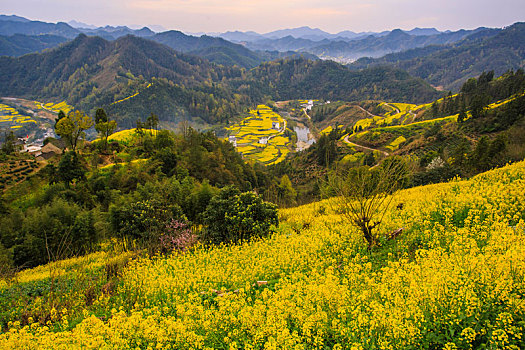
[[228, 135, 237, 147], [305, 100, 314, 111], [272, 122, 280, 130], [259, 137, 268, 145]]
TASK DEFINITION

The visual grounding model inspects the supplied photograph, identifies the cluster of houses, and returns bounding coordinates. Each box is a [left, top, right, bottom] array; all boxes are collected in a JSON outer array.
[[300, 100, 330, 112], [7, 136, 63, 161]]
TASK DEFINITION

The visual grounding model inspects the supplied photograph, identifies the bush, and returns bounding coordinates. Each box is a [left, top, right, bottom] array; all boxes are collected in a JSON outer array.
[[7, 199, 97, 268], [202, 186, 278, 244], [110, 199, 185, 248], [159, 220, 198, 253]]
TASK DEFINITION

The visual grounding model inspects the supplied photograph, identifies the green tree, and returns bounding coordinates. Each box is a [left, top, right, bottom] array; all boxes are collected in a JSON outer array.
[[316, 134, 337, 166], [469, 94, 488, 119], [363, 152, 376, 166], [110, 199, 184, 250], [457, 106, 467, 123], [58, 151, 86, 187], [326, 157, 412, 249], [55, 111, 94, 152], [94, 108, 117, 152], [10, 199, 96, 268], [1, 131, 18, 155], [55, 110, 66, 127], [277, 174, 297, 207], [202, 186, 278, 244], [147, 113, 159, 136]]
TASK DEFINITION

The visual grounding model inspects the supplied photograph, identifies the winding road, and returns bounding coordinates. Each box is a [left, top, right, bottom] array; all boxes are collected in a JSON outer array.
[[354, 105, 381, 119], [343, 134, 390, 156], [383, 103, 400, 114]]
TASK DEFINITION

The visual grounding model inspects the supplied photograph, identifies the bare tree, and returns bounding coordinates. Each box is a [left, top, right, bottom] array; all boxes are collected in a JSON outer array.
[[326, 156, 412, 249]]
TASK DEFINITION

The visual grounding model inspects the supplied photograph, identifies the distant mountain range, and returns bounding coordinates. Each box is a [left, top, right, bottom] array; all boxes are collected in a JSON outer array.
[[0, 15, 502, 64], [222, 27, 498, 62], [0, 13, 523, 103], [217, 26, 443, 43], [0, 16, 315, 68], [350, 22, 525, 90]]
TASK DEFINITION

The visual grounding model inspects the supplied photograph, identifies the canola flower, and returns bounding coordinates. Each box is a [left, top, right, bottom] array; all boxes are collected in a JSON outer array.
[[385, 136, 407, 151], [33, 100, 73, 114], [92, 128, 158, 145], [0, 104, 36, 125], [2, 161, 525, 348], [227, 105, 290, 165], [111, 83, 153, 105]]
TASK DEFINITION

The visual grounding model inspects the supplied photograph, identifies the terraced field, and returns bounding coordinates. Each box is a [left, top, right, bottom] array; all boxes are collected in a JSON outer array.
[[32, 100, 73, 114], [0, 157, 40, 191], [226, 105, 291, 165], [0, 103, 36, 129], [341, 91, 524, 155]]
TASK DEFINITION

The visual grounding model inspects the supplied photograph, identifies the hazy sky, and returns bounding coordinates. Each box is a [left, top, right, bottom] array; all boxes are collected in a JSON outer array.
[[1, 0, 524, 33]]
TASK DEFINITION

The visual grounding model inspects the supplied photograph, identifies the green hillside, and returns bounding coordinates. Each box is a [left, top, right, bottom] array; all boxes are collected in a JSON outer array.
[[1, 157, 524, 349]]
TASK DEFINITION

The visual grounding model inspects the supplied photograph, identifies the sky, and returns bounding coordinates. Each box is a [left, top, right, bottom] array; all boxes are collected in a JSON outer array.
[[1, 0, 524, 34]]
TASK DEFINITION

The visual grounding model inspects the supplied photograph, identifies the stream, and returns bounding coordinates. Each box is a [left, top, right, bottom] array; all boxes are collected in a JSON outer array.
[[294, 126, 315, 151]]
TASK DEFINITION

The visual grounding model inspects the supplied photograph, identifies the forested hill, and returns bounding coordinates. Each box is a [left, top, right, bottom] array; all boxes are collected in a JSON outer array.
[[238, 58, 441, 103], [0, 34, 68, 57], [150, 30, 315, 69], [0, 33, 237, 95], [0, 34, 440, 125], [351, 22, 525, 91], [0, 17, 316, 69]]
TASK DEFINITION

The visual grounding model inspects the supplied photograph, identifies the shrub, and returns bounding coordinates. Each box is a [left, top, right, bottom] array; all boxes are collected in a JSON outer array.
[[9, 199, 97, 268], [202, 186, 278, 244], [159, 220, 198, 253], [110, 199, 185, 249]]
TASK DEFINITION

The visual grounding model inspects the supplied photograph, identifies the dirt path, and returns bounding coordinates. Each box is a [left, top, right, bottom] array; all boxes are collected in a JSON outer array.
[[383, 103, 400, 114], [355, 105, 381, 119], [267, 119, 287, 142], [302, 108, 311, 120], [343, 135, 389, 156]]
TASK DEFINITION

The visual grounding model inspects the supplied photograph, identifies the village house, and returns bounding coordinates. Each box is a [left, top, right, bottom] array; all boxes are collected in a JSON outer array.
[[32, 142, 62, 161]]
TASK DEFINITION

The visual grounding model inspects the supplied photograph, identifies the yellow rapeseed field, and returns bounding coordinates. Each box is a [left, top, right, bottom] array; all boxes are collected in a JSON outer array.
[[2, 161, 525, 348], [227, 105, 290, 165], [32, 101, 73, 114], [0, 104, 36, 126]]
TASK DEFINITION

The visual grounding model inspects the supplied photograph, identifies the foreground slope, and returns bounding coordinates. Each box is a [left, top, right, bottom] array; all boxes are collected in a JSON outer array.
[[1, 160, 525, 349]]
